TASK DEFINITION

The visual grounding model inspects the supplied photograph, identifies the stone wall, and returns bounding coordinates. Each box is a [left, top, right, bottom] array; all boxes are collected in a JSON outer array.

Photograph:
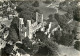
[[19, 12, 44, 40]]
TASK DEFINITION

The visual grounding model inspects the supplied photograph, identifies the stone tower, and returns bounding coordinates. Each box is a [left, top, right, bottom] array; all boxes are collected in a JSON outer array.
[[27, 12, 44, 39], [19, 18, 24, 31], [19, 12, 44, 40], [27, 20, 33, 39]]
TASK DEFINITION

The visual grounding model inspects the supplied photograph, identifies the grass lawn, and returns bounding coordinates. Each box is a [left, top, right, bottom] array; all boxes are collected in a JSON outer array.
[[58, 45, 80, 56], [38, 1, 57, 21]]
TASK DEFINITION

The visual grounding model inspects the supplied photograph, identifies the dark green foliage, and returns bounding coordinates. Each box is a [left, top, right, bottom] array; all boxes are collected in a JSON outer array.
[[59, 0, 77, 22], [54, 9, 76, 46], [1, 24, 6, 29], [32, 1, 39, 7], [53, 27, 75, 46], [22, 37, 32, 48], [31, 43, 40, 55], [16, 6, 23, 13], [1, 48, 9, 56], [3, 44, 14, 54], [53, 28, 74, 46], [34, 9, 41, 13], [35, 30, 47, 42], [74, 41, 80, 51], [16, 43, 32, 54], [16, 49, 26, 54], [19, 10, 36, 26], [69, 1, 78, 11], [3, 10, 8, 16], [16, 38, 39, 55], [10, 17, 19, 37], [34, 46, 51, 56], [49, 14, 53, 19], [16, 43, 23, 49], [54, 13, 69, 29], [7, 17, 19, 42], [59, 1, 69, 11], [7, 28, 19, 43], [10, 17, 19, 29], [43, 0, 52, 4], [34, 39, 59, 56], [59, 32, 74, 46], [73, 7, 80, 22], [16, 1, 37, 26], [54, 28, 62, 43], [72, 27, 77, 39], [43, 39, 59, 56], [34, 30, 59, 56], [54, 13, 67, 24], [59, 1, 77, 12], [48, 14, 54, 22], [65, 12, 73, 20]]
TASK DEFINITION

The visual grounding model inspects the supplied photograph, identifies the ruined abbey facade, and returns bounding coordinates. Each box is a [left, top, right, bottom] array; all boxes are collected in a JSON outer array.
[[19, 12, 44, 40]]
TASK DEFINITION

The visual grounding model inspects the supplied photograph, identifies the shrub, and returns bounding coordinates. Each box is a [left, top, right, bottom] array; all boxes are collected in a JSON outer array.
[[16, 6, 23, 13], [33, 40, 59, 56], [7, 17, 19, 43], [73, 7, 80, 22], [32, 1, 39, 7], [59, 32, 74, 46], [44, 39, 59, 56], [43, 0, 52, 4], [74, 41, 80, 51], [17, 1, 38, 26], [3, 44, 14, 55]]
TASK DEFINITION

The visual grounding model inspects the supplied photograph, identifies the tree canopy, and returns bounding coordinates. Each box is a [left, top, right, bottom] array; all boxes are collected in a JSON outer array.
[[73, 7, 80, 22], [16, 1, 38, 26], [7, 17, 19, 43]]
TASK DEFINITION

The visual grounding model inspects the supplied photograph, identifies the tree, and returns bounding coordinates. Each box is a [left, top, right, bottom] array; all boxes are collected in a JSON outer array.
[[34, 30, 59, 56], [7, 28, 19, 43], [72, 27, 77, 39], [73, 7, 80, 22], [16, 37, 39, 55], [10, 17, 19, 29], [59, 1, 77, 12], [43, 0, 52, 4], [33, 39, 59, 56], [16, 6, 23, 13], [59, 31, 74, 46], [7, 17, 19, 43], [43, 39, 59, 56], [16, 1, 37, 26], [54, 13, 69, 29], [48, 14, 54, 22], [54, 28, 62, 43], [10, 17, 19, 37], [35, 30, 47, 42], [2, 44, 14, 55], [32, 1, 39, 7], [22, 37, 32, 48], [74, 41, 80, 51]]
